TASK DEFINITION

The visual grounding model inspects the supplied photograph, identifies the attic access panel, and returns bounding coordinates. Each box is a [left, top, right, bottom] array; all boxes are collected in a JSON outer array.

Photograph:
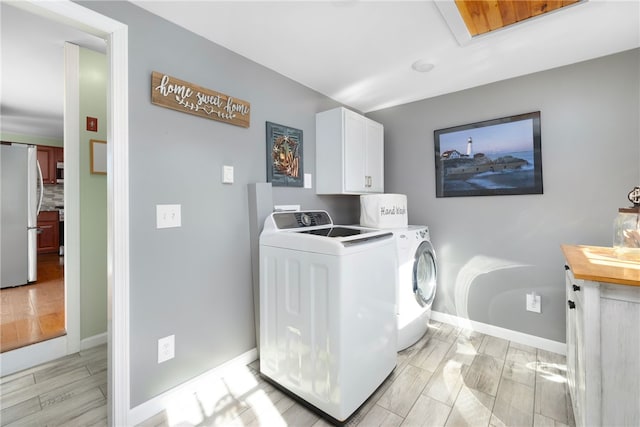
[[454, 0, 582, 37]]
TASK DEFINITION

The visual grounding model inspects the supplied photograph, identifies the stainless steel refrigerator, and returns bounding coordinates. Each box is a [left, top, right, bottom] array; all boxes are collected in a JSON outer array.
[[1, 143, 43, 288]]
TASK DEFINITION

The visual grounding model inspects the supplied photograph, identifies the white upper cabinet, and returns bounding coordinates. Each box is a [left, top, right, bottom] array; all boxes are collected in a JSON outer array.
[[316, 107, 384, 195]]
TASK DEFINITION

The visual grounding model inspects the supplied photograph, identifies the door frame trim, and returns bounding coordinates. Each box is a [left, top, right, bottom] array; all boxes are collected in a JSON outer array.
[[8, 1, 131, 425], [64, 41, 80, 355]]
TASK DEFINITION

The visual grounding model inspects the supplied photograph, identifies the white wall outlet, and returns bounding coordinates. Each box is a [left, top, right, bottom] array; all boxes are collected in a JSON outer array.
[[158, 334, 175, 363], [222, 165, 234, 184], [526, 292, 541, 313], [156, 204, 181, 229]]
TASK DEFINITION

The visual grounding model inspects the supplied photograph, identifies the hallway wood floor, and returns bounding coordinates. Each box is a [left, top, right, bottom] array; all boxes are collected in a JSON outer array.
[[0, 322, 574, 426], [0, 253, 66, 353]]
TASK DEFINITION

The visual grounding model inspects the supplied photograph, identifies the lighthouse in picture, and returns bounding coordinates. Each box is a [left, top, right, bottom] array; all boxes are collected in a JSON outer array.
[[466, 137, 473, 156]]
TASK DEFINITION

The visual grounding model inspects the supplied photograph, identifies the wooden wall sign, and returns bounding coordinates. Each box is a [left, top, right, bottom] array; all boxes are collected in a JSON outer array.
[[151, 71, 251, 128]]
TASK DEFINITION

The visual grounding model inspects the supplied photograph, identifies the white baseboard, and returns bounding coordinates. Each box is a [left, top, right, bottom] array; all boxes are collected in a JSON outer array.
[[80, 332, 107, 351], [0, 336, 67, 377], [431, 311, 566, 355], [0, 333, 108, 377], [127, 347, 258, 425]]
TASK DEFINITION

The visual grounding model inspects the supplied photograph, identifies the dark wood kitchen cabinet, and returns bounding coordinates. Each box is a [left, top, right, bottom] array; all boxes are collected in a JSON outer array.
[[37, 145, 63, 184], [37, 211, 59, 254]]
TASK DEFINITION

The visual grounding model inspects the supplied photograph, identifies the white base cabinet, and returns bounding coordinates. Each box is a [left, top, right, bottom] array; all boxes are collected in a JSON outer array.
[[316, 107, 384, 195], [565, 266, 640, 427]]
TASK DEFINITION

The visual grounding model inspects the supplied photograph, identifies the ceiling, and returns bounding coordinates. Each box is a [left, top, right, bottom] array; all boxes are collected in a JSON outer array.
[[0, 2, 105, 140], [1, 1, 638, 141], [132, 0, 639, 113]]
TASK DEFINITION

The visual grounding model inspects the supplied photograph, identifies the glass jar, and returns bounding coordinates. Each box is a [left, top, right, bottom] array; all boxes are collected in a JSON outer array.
[[613, 207, 640, 251]]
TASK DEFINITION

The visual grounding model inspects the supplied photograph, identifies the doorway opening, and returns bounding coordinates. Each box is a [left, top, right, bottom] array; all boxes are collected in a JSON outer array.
[[0, 4, 95, 354], [0, 0, 129, 423], [0, 253, 65, 352]]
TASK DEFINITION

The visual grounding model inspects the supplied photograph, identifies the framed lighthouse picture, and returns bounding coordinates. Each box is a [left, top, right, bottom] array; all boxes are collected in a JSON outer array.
[[434, 111, 543, 198]]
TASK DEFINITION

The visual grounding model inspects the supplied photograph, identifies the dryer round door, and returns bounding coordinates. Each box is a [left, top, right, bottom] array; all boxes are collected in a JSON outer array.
[[412, 241, 437, 307]]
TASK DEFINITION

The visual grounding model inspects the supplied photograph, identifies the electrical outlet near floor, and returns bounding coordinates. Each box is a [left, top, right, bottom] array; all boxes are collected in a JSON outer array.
[[158, 335, 175, 363], [526, 292, 541, 313]]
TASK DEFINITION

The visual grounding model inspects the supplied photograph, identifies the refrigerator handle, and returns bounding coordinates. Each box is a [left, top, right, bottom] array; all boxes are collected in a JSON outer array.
[[36, 160, 44, 216]]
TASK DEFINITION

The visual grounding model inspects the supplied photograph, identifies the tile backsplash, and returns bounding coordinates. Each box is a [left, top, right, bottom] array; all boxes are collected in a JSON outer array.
[[41, 184, 64, 210]]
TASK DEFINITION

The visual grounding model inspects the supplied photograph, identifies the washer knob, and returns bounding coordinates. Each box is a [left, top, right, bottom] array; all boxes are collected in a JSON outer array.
[[300, 213, 312, 226]]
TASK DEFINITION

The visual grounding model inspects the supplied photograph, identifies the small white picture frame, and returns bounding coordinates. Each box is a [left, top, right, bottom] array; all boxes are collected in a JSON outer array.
[[90, 139, 107, 175]]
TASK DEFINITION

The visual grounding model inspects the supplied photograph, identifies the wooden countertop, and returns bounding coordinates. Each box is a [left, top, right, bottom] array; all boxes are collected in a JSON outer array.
[[561, 244, 640, 287]]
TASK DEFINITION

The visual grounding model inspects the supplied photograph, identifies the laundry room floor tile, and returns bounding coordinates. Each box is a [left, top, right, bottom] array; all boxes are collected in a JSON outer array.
[[2, 323, 576, 427]]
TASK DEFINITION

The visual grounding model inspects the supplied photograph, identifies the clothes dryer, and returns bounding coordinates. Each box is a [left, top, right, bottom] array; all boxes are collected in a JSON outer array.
[[393, 226, 437, 351]]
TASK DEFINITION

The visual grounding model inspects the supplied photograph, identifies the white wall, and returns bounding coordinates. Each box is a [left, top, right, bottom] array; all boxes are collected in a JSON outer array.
[[368, 48, 640, 343]]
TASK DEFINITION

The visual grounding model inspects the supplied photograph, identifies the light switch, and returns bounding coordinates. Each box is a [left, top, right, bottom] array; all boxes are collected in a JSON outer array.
[[222, 165, 234, 184], [304, 173, 312, 189], [156, 204, 181, 228]]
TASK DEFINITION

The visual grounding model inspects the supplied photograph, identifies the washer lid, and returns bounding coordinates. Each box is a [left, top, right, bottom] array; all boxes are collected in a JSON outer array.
[[261, 210, 394, 254], [300, 226, 374, 238]]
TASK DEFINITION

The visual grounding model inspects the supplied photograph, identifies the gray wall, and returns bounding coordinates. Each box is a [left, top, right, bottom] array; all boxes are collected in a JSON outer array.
[[81, 1, 358, 407], [368, 49, 640, 343]]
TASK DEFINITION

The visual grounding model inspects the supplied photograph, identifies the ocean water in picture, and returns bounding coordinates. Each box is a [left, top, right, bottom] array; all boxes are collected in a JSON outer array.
[[443, 150, 535, 191]]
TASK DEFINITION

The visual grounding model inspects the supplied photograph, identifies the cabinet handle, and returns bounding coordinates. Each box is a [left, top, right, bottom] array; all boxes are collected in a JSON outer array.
[[567, 300, 576, 309], [572, 284, 581, 292], [564, 265, 570, 271]]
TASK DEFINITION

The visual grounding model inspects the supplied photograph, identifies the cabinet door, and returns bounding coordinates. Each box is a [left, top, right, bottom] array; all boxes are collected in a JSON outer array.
[[37, 146, 56, 184], [365, 119, 384, 193], [343, 110, 367, 192], [565, 269, 577, 400], [55, 147, 64, 164], [573, 288, 586, 427], [37, 212, 59, 254], [600, 290, 640, 426]]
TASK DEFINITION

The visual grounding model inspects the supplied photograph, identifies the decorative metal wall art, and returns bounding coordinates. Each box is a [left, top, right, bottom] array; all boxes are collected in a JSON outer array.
[[266, 122, 303, 187]]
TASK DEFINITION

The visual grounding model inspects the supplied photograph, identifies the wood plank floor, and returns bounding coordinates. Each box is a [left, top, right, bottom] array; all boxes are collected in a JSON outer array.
[[0, 253, 66, 353], [0, 322, 575, 426], [0, 344, 107, 426]]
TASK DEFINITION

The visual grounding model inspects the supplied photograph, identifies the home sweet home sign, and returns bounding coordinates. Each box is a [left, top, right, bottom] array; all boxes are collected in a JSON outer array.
[[151, 71, 251, 128]]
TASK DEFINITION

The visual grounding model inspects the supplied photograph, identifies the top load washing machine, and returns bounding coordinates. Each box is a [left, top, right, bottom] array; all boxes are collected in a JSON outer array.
[[393, 226, 437, 351], [259, 210, 397, 422]]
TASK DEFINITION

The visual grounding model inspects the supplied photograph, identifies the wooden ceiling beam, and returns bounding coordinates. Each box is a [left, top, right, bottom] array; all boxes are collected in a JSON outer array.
[[455, 0, 581, 37], [497, 1, 518, 28]]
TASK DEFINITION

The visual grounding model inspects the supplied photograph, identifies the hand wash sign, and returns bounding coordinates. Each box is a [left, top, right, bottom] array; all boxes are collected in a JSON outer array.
[[151, 71, 251, 128]]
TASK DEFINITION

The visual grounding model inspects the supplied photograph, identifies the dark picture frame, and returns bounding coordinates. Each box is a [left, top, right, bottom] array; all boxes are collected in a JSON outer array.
[[434, 111, 543, 198], [266, 121, 303, 187]]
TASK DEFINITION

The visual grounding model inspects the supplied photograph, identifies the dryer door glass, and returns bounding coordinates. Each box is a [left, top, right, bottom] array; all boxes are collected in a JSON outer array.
[[413, 241, 437, 307]]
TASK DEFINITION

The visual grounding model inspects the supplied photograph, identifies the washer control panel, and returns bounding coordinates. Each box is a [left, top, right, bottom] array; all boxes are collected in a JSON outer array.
[[272, 210, 332, 230]]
